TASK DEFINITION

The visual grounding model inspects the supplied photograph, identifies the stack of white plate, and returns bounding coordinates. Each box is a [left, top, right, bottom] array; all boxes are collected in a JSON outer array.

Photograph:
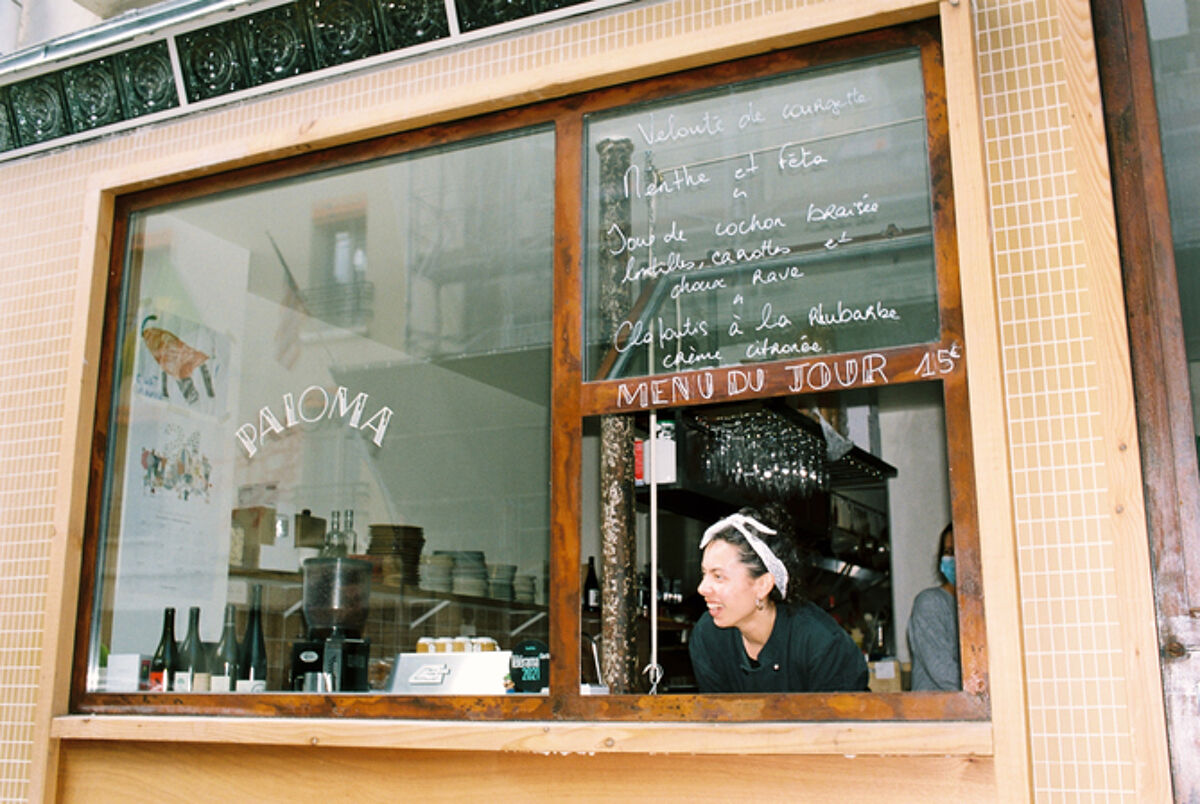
[[451, 551, 488, 597], [487, 563, 517, 601], [514, 574, 538, 603], [420, 554, 454, 592]]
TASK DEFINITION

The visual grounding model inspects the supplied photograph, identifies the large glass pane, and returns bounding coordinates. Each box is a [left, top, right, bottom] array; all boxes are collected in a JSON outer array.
[[584, 51, 938, 381], [88, 127, 555, 695]]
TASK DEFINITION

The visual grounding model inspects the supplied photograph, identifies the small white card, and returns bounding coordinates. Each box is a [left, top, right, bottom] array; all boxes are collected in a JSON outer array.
[[106, 653, 144, 692]]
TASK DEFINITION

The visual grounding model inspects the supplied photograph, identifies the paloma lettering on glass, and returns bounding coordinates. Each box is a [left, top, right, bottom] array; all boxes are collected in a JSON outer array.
[[235, 385, 393, 457], [585, 51, 942, 382]]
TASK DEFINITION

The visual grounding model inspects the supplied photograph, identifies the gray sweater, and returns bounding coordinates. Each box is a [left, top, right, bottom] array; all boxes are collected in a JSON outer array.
[[906, 585, 961, 691]]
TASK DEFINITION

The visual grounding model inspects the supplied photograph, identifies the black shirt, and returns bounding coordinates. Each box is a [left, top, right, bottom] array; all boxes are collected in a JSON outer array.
[[688, 600, 869, 693]]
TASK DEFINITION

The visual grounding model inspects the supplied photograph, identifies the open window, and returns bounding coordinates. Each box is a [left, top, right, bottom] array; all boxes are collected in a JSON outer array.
[[74, 18, 986, 723]]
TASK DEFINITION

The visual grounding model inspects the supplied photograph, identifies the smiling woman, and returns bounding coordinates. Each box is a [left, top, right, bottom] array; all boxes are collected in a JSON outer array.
[[689, 506, 869, 693]]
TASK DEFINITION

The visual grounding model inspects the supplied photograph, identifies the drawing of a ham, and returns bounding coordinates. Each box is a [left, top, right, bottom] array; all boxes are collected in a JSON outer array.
[[141, 315, 214, 403]]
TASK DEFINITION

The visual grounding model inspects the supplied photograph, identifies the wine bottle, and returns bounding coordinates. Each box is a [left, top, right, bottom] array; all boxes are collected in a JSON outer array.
[[342, 509, 358, 555], [320, 510, 347, 558], [237, 584, 268, 691], [868, 612, 889, 661], [637, 564, 650, 614], [583, 556, 600, 613], [209, 603, 239, 692], [174, 606, 210, 692], [149, 607, 177, 692]]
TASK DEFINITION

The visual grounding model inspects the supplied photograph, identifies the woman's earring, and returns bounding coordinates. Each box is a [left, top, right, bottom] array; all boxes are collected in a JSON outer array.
[[755, 597, 765, 611]]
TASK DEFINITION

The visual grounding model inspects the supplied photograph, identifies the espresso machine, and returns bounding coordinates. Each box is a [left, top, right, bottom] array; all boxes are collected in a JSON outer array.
[[289, 557, 372, 692]]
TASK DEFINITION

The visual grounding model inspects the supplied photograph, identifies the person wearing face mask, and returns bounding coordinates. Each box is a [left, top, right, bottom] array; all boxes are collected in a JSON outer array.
[[905, 523, 961, 691], [688, 505, 869, 693]]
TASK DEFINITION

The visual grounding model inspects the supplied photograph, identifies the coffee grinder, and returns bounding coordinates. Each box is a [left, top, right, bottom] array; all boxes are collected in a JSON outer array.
[[289, 557, 372, 692]]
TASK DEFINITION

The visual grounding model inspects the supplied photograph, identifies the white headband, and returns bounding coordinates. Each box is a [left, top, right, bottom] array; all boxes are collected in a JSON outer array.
[[700, 513, 788, 600]]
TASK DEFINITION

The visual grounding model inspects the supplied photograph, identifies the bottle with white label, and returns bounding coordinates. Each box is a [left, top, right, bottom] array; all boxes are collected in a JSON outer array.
[[583, 556, 600, 613], [174, 606, 210, 692], [237, 584, 268, 692], [149, 607, 177, 692], [209, 603, 239, 692]]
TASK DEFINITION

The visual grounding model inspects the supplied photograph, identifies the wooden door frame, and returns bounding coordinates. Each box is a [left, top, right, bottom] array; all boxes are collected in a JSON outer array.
[[1092, 0, 1200, 799]]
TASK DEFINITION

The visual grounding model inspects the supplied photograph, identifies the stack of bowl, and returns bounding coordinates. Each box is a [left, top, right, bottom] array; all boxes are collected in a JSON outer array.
[[367, 524, 424, 586]]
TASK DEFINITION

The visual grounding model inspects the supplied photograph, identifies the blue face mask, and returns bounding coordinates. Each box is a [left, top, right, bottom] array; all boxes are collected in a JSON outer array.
[[940, 555, 956, 586]]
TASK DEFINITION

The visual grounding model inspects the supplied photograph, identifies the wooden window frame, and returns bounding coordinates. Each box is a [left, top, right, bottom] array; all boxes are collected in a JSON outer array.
[[72, 18, 988, 723], [1092, 0, 1200, 795]]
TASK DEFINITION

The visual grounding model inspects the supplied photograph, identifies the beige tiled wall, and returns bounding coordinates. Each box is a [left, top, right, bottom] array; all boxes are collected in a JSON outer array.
[[974, 0, 1164, 799], [0, 0, 1169, 799]]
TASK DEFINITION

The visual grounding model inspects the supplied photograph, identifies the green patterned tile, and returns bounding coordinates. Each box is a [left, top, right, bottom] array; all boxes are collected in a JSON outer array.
[[375, 0, 449, 51], [0, 87, 17, 151], [116, 42, 180, 118], [10, 73, 71, 146], [456, 0, 534, 33], [63, 58, 126, 133], [242, 4, 315, 86], [533, 0, 587, 11], [178, 20, 251, 101], [304, 0, 382, 69]]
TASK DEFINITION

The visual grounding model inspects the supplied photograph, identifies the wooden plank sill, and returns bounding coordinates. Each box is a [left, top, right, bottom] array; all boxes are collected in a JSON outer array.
[[53, 715, 992, 755]]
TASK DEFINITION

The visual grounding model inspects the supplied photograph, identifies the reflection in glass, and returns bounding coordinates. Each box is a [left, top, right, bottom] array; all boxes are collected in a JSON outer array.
[[89, 127, 555, 695]]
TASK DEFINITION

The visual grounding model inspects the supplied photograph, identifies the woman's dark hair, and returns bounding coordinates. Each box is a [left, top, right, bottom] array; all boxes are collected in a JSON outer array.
[[936, 522, 954, 583], [709, 503, 803, 602]]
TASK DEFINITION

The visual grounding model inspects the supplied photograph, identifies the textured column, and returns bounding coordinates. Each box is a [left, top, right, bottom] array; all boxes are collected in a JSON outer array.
[[595, 137, 639, 693]]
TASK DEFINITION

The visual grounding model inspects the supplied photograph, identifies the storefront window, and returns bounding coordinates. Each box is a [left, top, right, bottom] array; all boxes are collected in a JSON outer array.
[[85, 127, 556, 698], [78, 19, 985, 722]]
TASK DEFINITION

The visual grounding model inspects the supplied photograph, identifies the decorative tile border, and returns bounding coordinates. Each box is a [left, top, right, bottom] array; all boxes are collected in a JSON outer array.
[[116, 42, 181, 117], [0, 86, 16, 150], [0, 0, 595, 155], [62, 57, 127, 133], [10, 73, 72, 145]]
